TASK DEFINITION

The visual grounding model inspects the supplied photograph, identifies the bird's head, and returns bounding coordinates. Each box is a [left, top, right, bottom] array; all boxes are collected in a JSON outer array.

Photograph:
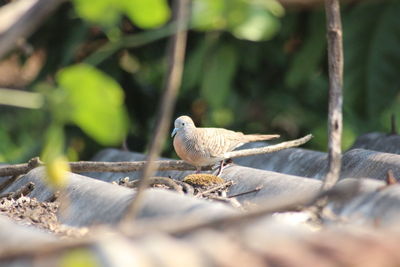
[[171, 116, 195, 137]]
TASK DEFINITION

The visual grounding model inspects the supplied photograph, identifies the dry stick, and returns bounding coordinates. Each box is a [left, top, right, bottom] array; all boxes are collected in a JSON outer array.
[[322, 0, 343, 190], [0, 160, 201, 177], [0, 157, 43, 178], [122, 177, 184, 194], [228, 186, 263, 198], [197, 181, 234, 197], [10, 182, 35, 199], [70, 160, 197, 173], [224, 134, 313, 159], [120, 0, 190, 227]]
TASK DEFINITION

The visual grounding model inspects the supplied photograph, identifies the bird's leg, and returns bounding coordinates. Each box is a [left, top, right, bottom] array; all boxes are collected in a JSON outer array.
[[195, 167, 202, 174], [216, 159, 233, 177]]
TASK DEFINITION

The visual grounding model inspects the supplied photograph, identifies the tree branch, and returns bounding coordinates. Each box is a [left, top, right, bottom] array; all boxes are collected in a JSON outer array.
[[224, 134, 313, 159], [120, 0, 190, 225], [0, 160, 201, 177], [322, 0, 343, 190]]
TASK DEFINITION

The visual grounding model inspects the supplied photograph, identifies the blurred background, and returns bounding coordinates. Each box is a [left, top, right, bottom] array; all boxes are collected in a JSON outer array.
[[0, 0, 399, 163]]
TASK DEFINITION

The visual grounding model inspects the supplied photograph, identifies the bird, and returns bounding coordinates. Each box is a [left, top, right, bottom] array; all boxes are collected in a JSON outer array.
[[171, 115, 280, 174]]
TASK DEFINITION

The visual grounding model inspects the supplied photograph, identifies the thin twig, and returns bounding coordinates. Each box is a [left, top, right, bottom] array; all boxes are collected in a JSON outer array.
[[120, 0, 190, 226], [197, 181, 234, 197], [205, 195, 242, 208], [224, 134, 313, 159], [322, 0, 343, 190], [228, 186, 263, 198], [0, 160, 206, 177], [120, 177, 184, 194]]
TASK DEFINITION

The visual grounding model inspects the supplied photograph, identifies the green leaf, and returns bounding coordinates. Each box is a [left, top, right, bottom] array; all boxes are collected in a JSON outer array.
[[72, 0, 170, 28], [122, 0, 170, 29], [201, 43, 238, 108], [72, 0, 120, 26], [191, 0, 226, 30], [57, 64, 128, 145], [191, 0, 283, 41], [41, 124, 65, 162], [231, 4, 281, 41], [286, 12, 326, 88]]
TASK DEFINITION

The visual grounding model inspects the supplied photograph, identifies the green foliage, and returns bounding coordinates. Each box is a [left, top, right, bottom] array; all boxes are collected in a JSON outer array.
[[57, 64, 129, 145], [72, 0, 170, 28], [41, 124, 65, 162], [191, 0, 284, 41], [123, 0, 170, 29]]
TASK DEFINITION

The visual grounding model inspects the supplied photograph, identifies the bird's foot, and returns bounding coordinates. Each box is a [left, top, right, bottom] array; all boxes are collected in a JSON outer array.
[[216, 159, 233, 177]]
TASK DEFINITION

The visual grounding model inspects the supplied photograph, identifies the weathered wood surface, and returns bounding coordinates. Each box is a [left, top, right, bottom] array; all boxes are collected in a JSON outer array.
[[3, 147, 400, 265], [236, 146, 400, 181], [88, 149, 322, 205], [89, 147, 400, 182], [86, 149, 400, 226], [341, 149, 400, 180], [3, 219, 400, 266], [234, 146, 327, 179], [325, 178, 400, 226], [350, 132, 400, 154], [220, 165, 321, 204], [2, 167, 236, 227], [0, 215, 55, 246]]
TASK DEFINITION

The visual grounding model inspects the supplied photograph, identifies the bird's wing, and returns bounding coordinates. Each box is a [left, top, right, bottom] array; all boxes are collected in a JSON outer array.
[[196, 128, 244, 157]]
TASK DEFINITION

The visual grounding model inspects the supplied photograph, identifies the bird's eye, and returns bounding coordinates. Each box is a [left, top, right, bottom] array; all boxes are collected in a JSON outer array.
[[182, 123, 185, 126]]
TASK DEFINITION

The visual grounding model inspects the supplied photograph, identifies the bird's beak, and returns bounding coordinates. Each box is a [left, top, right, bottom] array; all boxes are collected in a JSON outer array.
[[171, 128, 178, 138]]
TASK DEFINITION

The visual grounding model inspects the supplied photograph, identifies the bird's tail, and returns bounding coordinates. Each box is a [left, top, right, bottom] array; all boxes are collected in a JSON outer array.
[[243, 134, 280, 142]]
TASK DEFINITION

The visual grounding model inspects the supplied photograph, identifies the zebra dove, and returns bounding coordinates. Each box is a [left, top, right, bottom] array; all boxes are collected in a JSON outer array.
[[171, 115, 280, 172]]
